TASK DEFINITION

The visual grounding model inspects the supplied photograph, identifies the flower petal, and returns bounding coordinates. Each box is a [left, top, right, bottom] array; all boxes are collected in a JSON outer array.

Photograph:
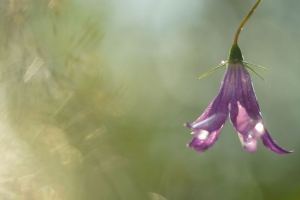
[[229, 63, 263, 138], [230, 101, 264, 139], [191, 66, 235, 125], [188, 113, 228, 152], [237, 133, 258, 153], [261, 129, 293, 154], [188, 127, 222, 152], [191, 113, 228, 132]]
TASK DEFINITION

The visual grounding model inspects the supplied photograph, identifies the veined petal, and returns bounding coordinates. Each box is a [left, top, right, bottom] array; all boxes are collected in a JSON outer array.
[[191, 113, 228, 132], [230, 101, 265, 139], [192, 66, 236, 124], [186, 64, 235, 152], [261, 129, 293, 154], [228, 64, 263, 153], [228, 62, 292, 154], [229, 62, 261, 118]]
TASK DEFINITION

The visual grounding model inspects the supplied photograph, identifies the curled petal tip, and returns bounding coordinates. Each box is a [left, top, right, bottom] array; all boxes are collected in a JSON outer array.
[[274, 148, 293, 154], [284, 150, 294, 154], [273, 149, 293, 155], [261, 130, 293, 154]]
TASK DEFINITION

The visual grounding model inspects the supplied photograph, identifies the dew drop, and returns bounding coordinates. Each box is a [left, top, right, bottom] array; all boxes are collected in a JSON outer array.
[[255, 122, 264, 135], [197, 130, 209, 140]]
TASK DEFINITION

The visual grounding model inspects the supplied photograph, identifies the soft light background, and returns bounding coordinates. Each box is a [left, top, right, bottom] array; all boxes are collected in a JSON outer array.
[[0, 0, 299, 199]]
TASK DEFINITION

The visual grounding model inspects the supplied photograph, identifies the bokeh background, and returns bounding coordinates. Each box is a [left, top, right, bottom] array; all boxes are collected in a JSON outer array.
[[0, 0, 299, 199]]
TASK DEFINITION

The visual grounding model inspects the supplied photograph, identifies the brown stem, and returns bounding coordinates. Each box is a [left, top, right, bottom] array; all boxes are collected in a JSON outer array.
[[233, 0, 262, 45]]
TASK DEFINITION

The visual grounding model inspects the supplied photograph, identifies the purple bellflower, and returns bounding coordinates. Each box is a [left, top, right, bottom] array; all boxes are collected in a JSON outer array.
[[185, 0, 292, 154]]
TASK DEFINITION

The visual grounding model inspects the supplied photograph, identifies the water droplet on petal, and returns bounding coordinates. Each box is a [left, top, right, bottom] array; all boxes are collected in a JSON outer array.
[[254, 122, 265, 137], [255, 122, 264, 133], [197, 130, 209, 140]]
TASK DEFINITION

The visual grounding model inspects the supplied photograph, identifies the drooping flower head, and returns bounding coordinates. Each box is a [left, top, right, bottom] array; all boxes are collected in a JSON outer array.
[[185, 0, 292, 154]]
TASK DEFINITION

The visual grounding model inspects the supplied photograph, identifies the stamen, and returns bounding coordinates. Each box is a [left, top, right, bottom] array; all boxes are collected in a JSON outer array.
[[238, 133, 244, 145]]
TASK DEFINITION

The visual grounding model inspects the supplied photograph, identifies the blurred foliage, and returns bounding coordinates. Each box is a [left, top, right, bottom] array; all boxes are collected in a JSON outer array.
[[0, 0, 300, 200]]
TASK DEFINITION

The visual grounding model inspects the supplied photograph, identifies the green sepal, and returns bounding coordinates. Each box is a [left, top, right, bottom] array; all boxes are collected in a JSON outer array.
[[199, 62, 227, 79], [243, 61, 269, 71], [228, 44, 244, 62], [245, 64, 266, 81]]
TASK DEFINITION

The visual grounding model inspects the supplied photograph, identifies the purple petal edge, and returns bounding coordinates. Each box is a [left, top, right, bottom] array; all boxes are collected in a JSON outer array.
[[261, 129, 293, 154]]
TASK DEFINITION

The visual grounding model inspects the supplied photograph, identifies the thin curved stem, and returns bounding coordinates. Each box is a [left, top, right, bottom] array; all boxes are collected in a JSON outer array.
[[233, 0, 262, 45]]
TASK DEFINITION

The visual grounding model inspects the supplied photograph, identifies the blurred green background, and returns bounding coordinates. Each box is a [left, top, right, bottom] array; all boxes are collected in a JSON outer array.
[[0, 0, 299, 199]]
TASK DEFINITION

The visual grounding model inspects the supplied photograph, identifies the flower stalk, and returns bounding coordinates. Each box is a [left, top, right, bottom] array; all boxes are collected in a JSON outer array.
[[233, 0, 262, 46]]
